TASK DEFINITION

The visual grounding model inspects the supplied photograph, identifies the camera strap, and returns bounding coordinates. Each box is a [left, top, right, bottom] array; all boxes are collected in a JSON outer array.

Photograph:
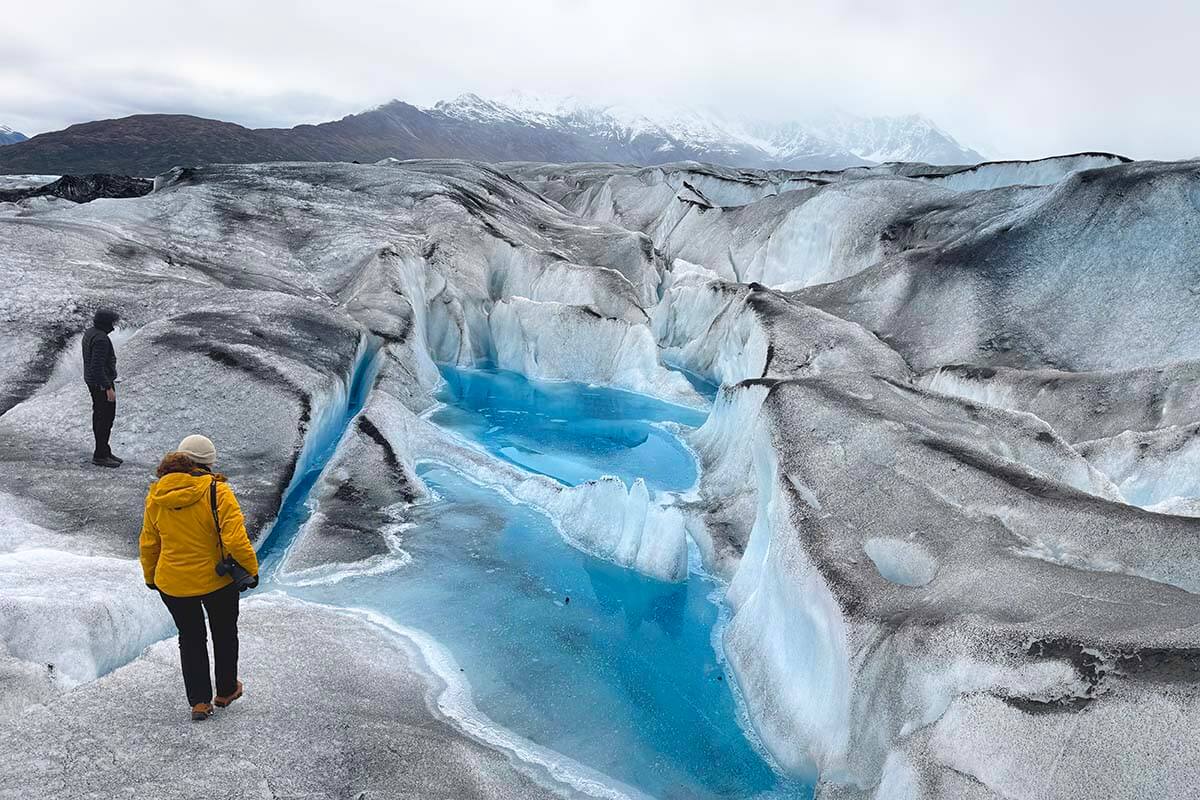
[[210, 478, 228, 560]]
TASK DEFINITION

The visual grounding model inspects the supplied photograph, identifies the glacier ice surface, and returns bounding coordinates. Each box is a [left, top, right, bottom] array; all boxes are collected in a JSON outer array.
[[5, 153, 1200, 800]]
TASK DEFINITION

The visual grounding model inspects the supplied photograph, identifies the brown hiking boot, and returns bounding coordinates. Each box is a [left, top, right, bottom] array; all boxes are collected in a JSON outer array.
[[213, 680, 243, 708], [191, 703, 213, 721]]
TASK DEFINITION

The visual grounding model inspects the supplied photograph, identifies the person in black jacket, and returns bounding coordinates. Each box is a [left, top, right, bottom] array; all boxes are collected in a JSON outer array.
[[82, 308, 122, 468]]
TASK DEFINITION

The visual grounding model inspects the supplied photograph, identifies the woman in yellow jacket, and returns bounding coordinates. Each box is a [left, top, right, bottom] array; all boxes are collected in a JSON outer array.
[[139, 434, 259, 721]]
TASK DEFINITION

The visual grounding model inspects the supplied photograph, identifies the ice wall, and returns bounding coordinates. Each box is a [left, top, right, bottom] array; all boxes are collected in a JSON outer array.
[[724, 434, 851, 779], [1078, 423, 1200, 513], [657, 178, 943, 291], [489, 297, 702, 407], [545, 478, 689, 582], [347, 235, 667, 412], [692, 355, 1200, 799], [916, 153, 1128, 192], [652, 273, 769, 386], [272, 347, 428, 582], [685, 382, 770, 572], [487, 246, 648, 323], [0, 548, 171, 715], [261, 333, 384, 551]]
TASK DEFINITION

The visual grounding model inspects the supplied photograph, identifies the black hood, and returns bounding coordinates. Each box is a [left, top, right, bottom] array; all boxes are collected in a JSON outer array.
[[93, 308, 119, 333]]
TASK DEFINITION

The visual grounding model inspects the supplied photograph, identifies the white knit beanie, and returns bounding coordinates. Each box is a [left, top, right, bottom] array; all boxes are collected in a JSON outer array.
[[177, 434, 217, 465]]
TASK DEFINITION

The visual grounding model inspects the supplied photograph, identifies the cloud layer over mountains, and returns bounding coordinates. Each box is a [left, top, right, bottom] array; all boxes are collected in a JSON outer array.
[[2, 0, 1196, 160]]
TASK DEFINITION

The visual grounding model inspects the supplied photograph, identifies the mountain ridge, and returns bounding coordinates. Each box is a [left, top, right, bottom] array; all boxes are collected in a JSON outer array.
[[430, 92, 984, 167], [0, 95, 984, 176]]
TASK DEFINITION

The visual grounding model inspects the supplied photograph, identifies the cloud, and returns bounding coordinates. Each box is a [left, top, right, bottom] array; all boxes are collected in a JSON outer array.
[[1, 0, 1196, 159]]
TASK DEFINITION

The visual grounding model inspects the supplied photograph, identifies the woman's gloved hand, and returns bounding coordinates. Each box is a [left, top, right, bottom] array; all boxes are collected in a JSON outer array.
[[239, 574, 259, 592]]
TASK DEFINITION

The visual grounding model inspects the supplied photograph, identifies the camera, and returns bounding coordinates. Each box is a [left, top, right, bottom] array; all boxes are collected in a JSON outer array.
[[216, 556, 258, 592]]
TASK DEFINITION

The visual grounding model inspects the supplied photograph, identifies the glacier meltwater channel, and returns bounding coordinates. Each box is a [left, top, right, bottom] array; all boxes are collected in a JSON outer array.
[[260, 360, 811, 799]]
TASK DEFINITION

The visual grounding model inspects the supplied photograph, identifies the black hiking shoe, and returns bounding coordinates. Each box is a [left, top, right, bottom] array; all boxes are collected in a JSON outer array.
[[92, 456, 121, 468]]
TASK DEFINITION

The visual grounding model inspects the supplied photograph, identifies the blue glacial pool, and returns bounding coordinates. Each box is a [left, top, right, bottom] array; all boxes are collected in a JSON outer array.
[[273, 364, 812, 799], [430, 365, 705, 492]]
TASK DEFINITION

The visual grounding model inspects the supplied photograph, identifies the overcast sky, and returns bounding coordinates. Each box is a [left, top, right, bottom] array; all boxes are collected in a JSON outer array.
[[2, 0, 1196, 160]]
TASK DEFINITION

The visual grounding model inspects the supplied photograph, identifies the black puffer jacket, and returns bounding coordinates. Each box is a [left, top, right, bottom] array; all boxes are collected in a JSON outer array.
[[82, 309, 119, 390]]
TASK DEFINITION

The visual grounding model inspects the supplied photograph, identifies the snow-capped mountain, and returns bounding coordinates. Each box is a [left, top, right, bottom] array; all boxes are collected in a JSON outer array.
[[430, 92, 985, 168], [436, 92, 750, 153], [801, 111, 984, 164], [0, 94, 983, 175], [0, 124, 28, 146]]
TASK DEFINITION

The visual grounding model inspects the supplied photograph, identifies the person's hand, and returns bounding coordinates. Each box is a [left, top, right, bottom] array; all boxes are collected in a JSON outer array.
[[105, 387, 116, 402], [146, 582, 156, 591], [241, 575, 259, 592]]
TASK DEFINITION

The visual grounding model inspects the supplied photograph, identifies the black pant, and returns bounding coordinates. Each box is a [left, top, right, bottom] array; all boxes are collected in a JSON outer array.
[[159, 583, 240, 706], [87, 385, 115, 459]]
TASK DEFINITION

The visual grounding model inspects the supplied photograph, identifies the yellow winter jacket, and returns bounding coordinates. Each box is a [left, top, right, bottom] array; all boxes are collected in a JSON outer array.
[[139, 472, 259, 597]]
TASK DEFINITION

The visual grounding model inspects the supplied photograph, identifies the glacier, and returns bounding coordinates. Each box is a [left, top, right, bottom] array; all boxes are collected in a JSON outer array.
[[2, 151, 1200, 800]]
